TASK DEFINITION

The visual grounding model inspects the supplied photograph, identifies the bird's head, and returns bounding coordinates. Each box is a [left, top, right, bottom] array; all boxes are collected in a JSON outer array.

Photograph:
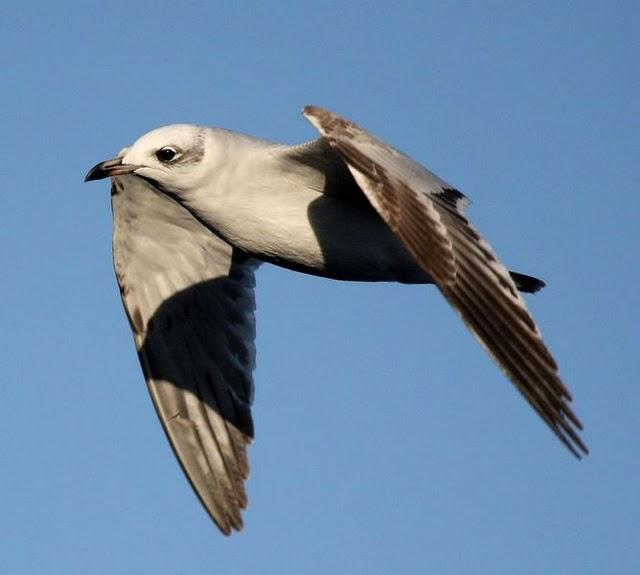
[[85, 124, 211, 195]]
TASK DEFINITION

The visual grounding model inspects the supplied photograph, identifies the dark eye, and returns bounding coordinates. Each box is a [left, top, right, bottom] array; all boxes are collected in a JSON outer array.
[[156, 147, 178, 162]]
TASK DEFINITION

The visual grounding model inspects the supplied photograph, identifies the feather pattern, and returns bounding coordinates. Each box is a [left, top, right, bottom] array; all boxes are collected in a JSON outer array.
[[111, 175, 259, 534], [303, 106, 587, 457]]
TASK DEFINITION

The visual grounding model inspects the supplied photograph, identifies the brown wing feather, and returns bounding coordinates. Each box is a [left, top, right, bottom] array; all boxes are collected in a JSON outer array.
[[304, 106, 587, 457]]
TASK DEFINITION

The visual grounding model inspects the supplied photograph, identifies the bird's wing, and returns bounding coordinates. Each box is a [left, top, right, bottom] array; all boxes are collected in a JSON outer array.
[[303, 106, 587, 457], [111, 175, 259, 534]]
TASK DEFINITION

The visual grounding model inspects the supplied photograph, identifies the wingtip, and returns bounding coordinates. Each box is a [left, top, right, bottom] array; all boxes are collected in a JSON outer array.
[[212, 510, 245, 537], [567, 437, 590, 460], [555, 413, 589, 459]]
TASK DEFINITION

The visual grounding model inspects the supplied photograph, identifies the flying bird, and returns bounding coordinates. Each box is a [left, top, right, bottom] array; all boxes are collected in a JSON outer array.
[[85, 106, 587, 535]]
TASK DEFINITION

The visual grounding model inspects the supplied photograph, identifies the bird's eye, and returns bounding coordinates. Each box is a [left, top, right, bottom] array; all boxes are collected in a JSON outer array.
[[156, 147, 178, 162]]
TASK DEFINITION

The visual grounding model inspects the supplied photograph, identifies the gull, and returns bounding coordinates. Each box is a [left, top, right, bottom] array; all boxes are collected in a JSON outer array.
[[85, 106, 587, 535]]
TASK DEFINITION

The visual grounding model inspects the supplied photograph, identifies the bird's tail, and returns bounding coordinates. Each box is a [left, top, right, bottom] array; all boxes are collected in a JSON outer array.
[[510, 271, 546, 294]]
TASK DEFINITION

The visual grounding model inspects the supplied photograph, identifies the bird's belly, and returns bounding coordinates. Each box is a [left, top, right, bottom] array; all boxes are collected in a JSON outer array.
[[207, 191, 430, 284]]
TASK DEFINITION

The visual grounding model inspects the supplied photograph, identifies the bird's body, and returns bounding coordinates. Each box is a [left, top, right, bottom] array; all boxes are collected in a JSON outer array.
[[135, 128, 426, 283], [86, 106, 586, 535]]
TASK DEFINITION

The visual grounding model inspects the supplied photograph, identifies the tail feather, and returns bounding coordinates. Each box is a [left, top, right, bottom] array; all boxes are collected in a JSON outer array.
[[510, 271, 546, 294]]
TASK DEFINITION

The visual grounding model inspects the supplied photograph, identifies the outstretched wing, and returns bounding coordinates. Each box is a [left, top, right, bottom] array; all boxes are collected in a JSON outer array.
[[111, 175, 259, 534], [304, 106, 587, 457]]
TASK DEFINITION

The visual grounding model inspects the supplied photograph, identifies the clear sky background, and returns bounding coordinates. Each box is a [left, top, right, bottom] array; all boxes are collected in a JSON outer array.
[[2, 2, 638, 574]]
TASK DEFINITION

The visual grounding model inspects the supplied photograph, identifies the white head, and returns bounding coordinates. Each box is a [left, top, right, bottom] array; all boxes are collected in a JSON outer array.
[[85, 124, 213, 194]]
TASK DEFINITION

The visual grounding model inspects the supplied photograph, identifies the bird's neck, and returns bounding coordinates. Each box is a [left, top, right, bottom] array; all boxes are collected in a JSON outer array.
[[180, 138, 331, 266]]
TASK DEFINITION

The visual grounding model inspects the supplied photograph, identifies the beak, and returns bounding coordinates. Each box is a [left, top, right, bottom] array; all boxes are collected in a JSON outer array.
[[84, 157, 140, 182]]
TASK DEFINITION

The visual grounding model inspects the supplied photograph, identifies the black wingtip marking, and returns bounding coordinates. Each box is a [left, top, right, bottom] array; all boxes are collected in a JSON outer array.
[[437, 187, 470, 213], [441, 187, 465, 201]]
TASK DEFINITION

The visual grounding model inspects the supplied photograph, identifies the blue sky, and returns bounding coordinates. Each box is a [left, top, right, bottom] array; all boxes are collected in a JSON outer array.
[[2, 1, 638, 573]]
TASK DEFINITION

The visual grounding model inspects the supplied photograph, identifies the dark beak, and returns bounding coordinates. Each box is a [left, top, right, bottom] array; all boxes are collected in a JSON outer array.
[[84, 158, 139, 182]]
